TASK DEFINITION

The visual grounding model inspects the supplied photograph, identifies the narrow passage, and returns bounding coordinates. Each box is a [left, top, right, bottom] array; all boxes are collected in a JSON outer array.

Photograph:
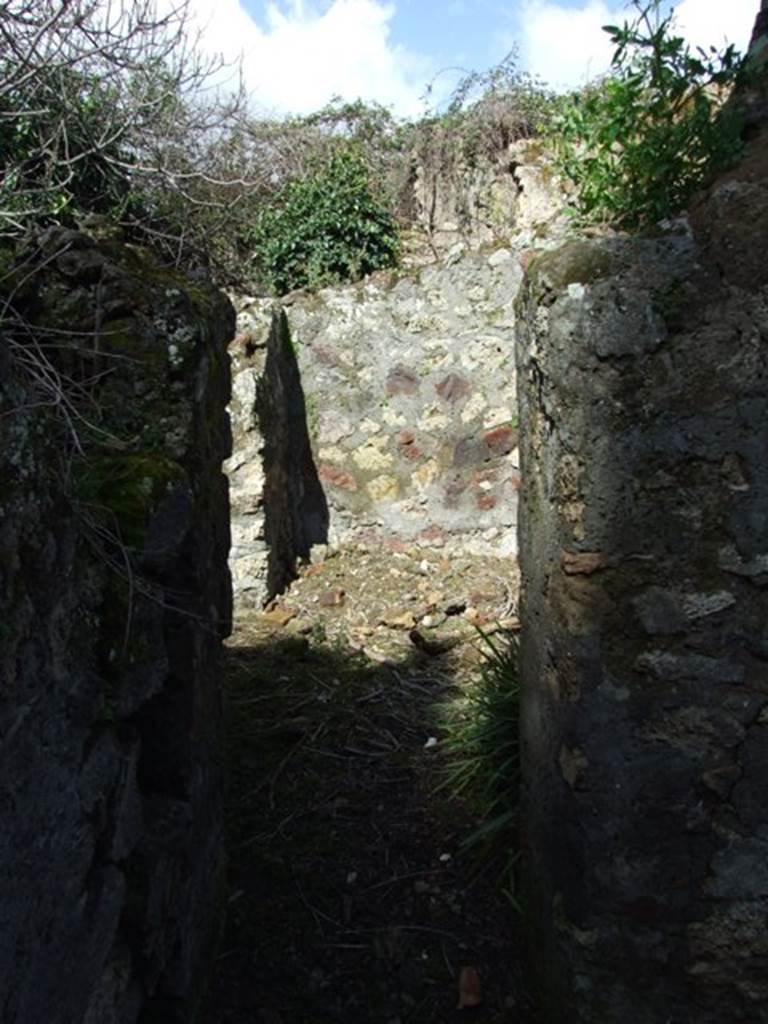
[[204, 547, 536, 1024]]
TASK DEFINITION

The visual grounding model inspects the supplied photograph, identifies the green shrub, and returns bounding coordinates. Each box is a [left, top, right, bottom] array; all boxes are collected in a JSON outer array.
[[248, 146, 399, 294], [549, 0, 745, 228]]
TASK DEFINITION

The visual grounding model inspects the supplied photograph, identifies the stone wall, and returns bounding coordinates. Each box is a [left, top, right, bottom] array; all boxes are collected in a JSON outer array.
[[0, 230, 233, 1023], [226, 137, 568, 609], [227, 307, 327, 606], [246, 310, 328, 600], [228, 249, 522, 607], [410, 137, 568, 259], [515, 100, 768, 1022]]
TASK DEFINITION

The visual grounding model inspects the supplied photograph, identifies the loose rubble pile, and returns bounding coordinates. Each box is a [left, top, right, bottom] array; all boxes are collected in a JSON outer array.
[[241, 544, 521, 667]]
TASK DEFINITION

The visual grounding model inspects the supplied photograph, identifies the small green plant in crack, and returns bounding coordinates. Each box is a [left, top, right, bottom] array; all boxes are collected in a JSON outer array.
[[310, 619, 328, 646], [436, 629, 520, 898]]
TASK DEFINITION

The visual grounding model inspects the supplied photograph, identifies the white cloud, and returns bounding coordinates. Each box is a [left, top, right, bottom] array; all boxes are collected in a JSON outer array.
[[517, 0, 757, 92], [181, 0, 431, 117], [671, 0, 756, 52], [517, 1, 617, 90]]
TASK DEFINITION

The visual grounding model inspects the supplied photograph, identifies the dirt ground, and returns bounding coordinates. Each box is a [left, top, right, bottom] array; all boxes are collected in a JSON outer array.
[[203, 545, 537, 1024]]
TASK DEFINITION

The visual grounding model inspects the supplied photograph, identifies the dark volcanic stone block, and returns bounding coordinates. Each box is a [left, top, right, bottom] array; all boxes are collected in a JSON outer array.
[[515, 110, 768, 1022], [0, 230, 233, 1023]]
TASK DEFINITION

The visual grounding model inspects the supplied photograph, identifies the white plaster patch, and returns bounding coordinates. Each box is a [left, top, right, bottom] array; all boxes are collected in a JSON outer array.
[[424, 337, 450, 353], [461, 393, 488, 424], [231, 369, 259, 408], [458, 350, 479, 371], [320, 414, 355, 444], [488, 248, 513, 267]]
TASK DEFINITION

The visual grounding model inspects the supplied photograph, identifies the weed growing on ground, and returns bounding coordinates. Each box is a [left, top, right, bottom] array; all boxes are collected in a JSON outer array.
[[436, 629, 520, 896]]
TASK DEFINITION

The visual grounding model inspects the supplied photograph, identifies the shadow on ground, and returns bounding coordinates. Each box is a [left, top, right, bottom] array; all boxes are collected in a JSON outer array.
[[202, 630, 538, 1024]]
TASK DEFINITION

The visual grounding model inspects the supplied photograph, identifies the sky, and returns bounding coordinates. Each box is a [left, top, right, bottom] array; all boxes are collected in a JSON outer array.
[[181, 0, 759, 117]]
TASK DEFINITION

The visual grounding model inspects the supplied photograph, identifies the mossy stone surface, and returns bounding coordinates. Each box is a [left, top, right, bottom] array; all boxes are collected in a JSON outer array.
[[527, 239, 614, 298], [73, 453, 188, 548]]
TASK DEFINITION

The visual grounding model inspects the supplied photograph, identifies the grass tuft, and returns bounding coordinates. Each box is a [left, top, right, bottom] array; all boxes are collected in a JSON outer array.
[[436, 628, 521, 898]]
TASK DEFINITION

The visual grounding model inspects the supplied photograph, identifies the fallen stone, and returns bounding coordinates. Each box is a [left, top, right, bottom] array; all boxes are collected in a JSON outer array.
[[319, 588, 346, 608], [364, 648, 396, 664], [261, 606, 297, 628], [445, 600, 467, 616], [382, 611, 417, 630], [409, 629, 461, 655], [444, 241, 466, 264]]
